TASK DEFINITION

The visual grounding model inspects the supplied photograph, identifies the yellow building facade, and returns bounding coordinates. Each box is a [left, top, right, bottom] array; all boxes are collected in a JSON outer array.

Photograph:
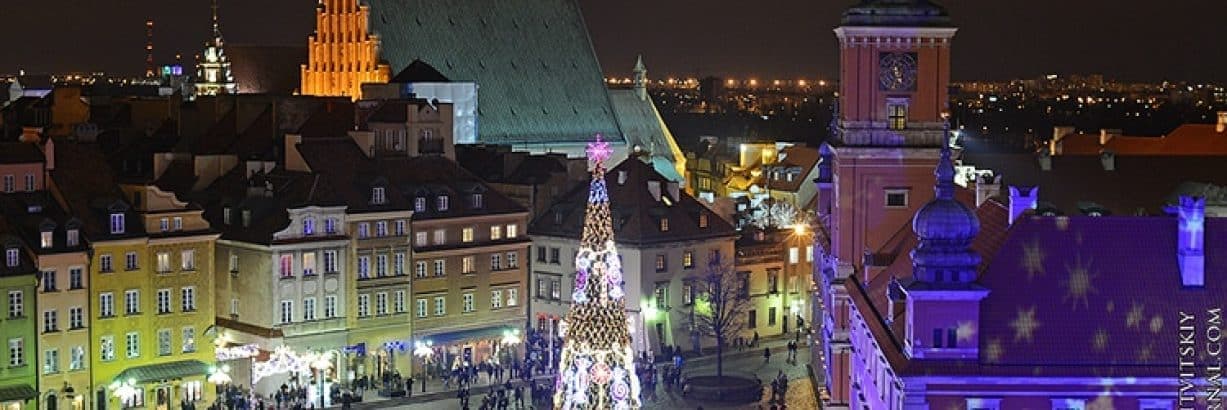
[[300, 0, 391, 100], [34, 236, 92, 410]]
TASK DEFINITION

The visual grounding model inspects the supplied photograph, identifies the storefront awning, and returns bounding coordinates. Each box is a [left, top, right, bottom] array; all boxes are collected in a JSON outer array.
[[422, 325, 515, 346], [114, 360, 210, 384], [0, 384, 37, 402]]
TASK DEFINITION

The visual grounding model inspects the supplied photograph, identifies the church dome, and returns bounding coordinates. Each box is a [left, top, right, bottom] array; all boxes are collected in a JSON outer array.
[[842, 0, 952, 27], [912, 197, 978, 243]]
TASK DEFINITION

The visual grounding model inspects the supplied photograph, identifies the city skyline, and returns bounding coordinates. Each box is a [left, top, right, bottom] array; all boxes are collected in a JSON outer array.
[[1, 0, 1225, 82]]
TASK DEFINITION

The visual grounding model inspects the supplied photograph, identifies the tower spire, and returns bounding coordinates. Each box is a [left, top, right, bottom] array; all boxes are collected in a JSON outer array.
[[211, 0, 222, 43]]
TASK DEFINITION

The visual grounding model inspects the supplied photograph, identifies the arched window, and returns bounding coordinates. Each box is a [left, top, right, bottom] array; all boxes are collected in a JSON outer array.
[[46, 394, 57, 410]]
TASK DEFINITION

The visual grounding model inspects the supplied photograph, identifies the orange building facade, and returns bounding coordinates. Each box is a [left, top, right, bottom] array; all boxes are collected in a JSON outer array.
[[300, 0, 391, 100]]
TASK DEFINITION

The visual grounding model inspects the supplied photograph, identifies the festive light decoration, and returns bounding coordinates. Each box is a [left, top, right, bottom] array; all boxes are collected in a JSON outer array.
[[215, 343, 260, 361], [555, 135, 642, 410], [252, 346, 315, 383]]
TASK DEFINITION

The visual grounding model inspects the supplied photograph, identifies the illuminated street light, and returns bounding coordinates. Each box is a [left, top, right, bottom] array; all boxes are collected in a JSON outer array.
[[207, 365, 232, 386]]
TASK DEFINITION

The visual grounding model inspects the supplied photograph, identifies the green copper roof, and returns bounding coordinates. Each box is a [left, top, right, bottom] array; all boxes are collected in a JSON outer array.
[[114, 360, 210, 384], [366, 0, 623, 145], [841, 0, 952, 27], [0, 384, 36, 402]]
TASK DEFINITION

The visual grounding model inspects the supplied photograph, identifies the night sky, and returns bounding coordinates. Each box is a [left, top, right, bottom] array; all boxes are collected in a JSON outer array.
[[1, 0, 1224, 82]]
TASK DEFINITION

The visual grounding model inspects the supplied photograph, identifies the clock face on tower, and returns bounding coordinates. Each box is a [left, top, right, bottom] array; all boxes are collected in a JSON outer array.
[[879, 52, 918, 92]]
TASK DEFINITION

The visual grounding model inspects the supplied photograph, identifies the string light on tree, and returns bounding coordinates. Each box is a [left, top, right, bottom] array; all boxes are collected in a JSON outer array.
[[554, 134, 642, 410]]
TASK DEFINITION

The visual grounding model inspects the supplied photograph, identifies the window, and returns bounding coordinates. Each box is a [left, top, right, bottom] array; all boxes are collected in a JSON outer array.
[[4, 249, 16, 268], [40, 231, 52, 248], [181, 287, 196, 312], [699, 213, 709, 228], [506, 224, 518, 238], [437, 195, 449, 211], [125, 332, 139, 358], [415, 261, 427, 278], [660, 217, 669, 232], [394, 253, 405, 275], [230, 299, 239, 316], [789, 247, 799, 264], [507, 251, 518, 268], [434, 296, 446, 316], [537, 279, 548, 299], [768, 307, 777, 326], [471, 193, 484, 209], [23, 174, 34, 191], [6, 291, 21, 318], [376, 254, 388, 277], [110, 213, 125, 234], [357, 294, 370, 318], [507, 288, 518, 307], [416, 299, 428, 318], [460, 256, 475, 274], [69, 346, 84, 370], [947, 328, 958, 348], [99, 292, 113, 317], [683, 251, 694, 269], [655, 254, 667, 272], [415, 232, 428, 247], [279, 300, 293, 324], [124, 289, 139, 315], [462, 227, 474, 243], [279, 255, 293, 278], [159, 218, 169, 232], [371, 187, 386, 205], [536, 247, 546, 262], [303, 217, 316, 236], [490, 254, 502, 271], [182, 327, 195, 353], [551, 279, 561, 300], [100, 254, 113, 272], [682, 284, 694, 305], [173, 217, 182, 231], [43, 310, 57, 333], [227, 252, 238, 272], [41, 271, 56, 292], [1, 175, 11, 192], [9, 338, 23, 366], [358, 255, 371, 279], [806, 246, 814, 263], [888, 102, 908, 130], [181, 249, 195, 271], [223, 208, 232, 225], [156, 252, 171, 273], [66, 229, 78, 247], [748, 310, 757, 328], [550, 248, 560, 264], [462, 293, 475, 313], [324, 250, 338, 273], [376, 221, 388, 237], [414, 197, 426, 212], [157, 329, 172, 356], [1050, 398, 1087, 410], [885, 189, 909, 208], [433, 260, 446, 277], [376, 292, 388, 316], [653, 285, 668, 309], [156, 289, 171, 314], [100, 336, 115, 361], [125, 252, 138, 271], [932, 328, 944, 348], [433, 229, 446, 245], [491, 290, 503, 309], [69, 268, 83, 289], [69, 307, 83, 329], [43, 348, 58, 374], [394, 291, 406, 313], [325, 218, 337, 234], [242, 210, 251, 227], [303, 297, 316, 321], [358, 223, 370, 239]]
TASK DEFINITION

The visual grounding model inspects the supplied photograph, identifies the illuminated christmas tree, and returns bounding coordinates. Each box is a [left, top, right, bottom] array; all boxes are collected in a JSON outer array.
[[554, 135, 642, 410]]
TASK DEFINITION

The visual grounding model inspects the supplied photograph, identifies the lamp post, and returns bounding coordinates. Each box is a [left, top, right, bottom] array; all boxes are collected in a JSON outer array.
[[412, 340, 433, 393], [208, 365, 232, 405]]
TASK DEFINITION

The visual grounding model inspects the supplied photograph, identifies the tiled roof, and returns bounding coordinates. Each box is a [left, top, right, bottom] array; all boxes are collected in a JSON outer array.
[[367, 0, 623, 145], [530, 158, 735, 245], [0, 142, 44, 164], [390, 60, 451, 83], [1055, 124, 1227, 156], [47, 142, 145, 240], [0, 192, 89, 254], [296, 102, 356, 138], [608, 89, 678, 162], [963, 153, 1227, 216], [293, 139, 413, 214], [765, 146, 820, 192], [199, 166, 342, 245]]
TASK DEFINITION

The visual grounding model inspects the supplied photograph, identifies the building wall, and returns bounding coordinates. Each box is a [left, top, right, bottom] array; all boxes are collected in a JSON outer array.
[[88, 238, 148, 410], [346, 211, 413, 380], [49, 87, 89, 138], [215, 242, 275, 328], [36, 250, 91, 410], [0, 163, 45, 194], [0, 272, 37, 410]]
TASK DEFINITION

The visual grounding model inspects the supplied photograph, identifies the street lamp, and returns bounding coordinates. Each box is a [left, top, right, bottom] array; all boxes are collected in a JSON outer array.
[[413, 340, 433, 393], [208, 364, 232, 404], [501, 329, 522, 365], [307, 351, 333, 408], [111, 378, 138, 409]]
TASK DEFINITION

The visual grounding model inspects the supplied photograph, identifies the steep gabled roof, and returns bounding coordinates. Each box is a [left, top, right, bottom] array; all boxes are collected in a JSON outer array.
[[0, 142, 45, 164], [390, 60, 451, 83]]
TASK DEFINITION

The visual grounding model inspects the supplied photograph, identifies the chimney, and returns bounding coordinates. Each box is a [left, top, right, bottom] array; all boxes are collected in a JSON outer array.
[[647, 181, 662, 202], [41, 138, 55, 171], [1217, 111, 1227, 133], [1008, 186, 1038, 225], [1037, 150, 1052, 171], [1052, 126, 1074, 143], [284, 134, 311, 172], [1099, 150, 1116, 171], [1176, 195, 1205, 287], [1098, 128, 1119, 146], [974, 174, 1001, 207]]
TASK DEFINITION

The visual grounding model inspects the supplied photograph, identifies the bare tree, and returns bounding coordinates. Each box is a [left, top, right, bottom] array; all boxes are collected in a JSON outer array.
[[686, 255, 752, 378]]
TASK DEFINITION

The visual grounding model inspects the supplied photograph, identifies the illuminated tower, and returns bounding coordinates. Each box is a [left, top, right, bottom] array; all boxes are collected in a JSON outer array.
[[195, 0, 236, 96], [145, 19, 155, 78], [553, 136, 642, 410], [300, 0, 391, 100]]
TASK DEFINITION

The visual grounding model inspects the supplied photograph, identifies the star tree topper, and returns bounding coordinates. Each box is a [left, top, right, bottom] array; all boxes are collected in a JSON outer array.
[[587, 134, 612, 165]]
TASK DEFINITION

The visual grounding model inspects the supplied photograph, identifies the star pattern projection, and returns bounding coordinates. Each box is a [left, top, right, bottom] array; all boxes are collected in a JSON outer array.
[[1019, 238, 1046, 281], [1125, 302, 1145, 330], [983, 338, 1004, 363], [1091, 328, 1109, 352], [956, 321, 977, 343], [1010, 306, 1040, 343], [1061, 255, 1098, 311]]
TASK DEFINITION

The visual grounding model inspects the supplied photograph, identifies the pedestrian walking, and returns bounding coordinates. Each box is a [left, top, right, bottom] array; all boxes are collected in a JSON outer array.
[[763, 346, 771, 363]]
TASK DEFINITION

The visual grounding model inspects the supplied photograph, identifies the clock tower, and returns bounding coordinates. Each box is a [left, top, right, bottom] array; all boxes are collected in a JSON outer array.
[[816, 1, 955, 407]]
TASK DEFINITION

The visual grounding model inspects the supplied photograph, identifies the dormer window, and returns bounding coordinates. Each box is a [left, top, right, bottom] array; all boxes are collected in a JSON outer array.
[[109, 213, 125, 235], [40, 231, 52, 249], [66, 229, 78, 247], [371, 187, 386, 205], [5, 248, 18, 267], [325, 218, 337, 235], [699, 213, 709, 228], [241, 210, 252, 227], [160, 218, 169, 232], [303, 217, 316, 236], [414, 197, 426, 212], [437, 195, 449, 212], [223, 207, 232, 225], [660, 218, 670, 232], [472, 193, 483, 209], [553, 212, 563, 225]]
